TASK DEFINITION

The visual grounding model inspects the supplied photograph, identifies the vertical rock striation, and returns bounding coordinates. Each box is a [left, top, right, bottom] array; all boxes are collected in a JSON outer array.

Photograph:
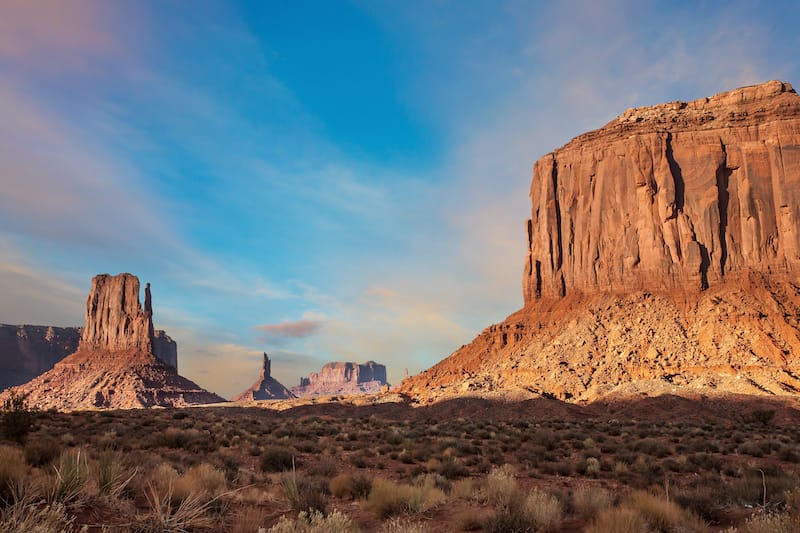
[[523, 80, 800, 302], [80, 274, 153, 353]]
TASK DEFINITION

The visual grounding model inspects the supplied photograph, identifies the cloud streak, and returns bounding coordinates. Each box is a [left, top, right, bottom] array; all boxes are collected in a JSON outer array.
[[255, 319, 323, 339]]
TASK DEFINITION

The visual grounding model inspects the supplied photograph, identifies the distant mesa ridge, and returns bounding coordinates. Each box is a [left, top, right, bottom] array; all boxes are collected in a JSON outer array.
[[402, 80, 800, 402], [291, 361, 389, 397], [1, 273, 224, 409]]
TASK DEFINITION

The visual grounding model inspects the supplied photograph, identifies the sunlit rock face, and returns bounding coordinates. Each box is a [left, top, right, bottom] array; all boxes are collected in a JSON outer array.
[[402, 81, 800, 403], [523, 80, 800, 302]]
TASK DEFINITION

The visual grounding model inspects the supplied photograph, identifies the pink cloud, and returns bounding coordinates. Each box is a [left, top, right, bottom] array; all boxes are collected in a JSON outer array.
[[255, 319, 322, 338], [0, 1, 111, 64]]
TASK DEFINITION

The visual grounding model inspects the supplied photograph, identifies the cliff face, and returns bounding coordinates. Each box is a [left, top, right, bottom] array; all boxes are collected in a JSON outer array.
[[0, 325, 80, 391], [80, 274, 153, 353], [292, 361, 389, 397], [524, 80, 800, 302], [1, 273, 223, 409], [402, 81, 800, 403], [232, 353, 295, 401], [0, 324, 177, 393]]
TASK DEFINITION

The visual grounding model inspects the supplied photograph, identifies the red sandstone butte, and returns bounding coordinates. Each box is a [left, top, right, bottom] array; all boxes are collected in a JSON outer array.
[[401, 81, 800, 403]]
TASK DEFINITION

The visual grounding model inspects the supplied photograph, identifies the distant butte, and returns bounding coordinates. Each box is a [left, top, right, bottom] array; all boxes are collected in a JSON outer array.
[[232, 353, 295, 401], [292, 361, 389, 397], [1, 273, 224, 410], [401, 81, 800, 402]]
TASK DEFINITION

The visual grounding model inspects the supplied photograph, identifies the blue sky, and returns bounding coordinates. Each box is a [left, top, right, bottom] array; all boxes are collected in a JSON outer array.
[[1, 0, 799, 398]]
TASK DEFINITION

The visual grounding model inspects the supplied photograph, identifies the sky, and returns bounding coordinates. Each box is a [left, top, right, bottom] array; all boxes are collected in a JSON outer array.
[[1, 0, 799, 399]]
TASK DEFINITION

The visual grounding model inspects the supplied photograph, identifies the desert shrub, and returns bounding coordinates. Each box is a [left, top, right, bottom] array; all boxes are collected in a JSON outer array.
[[261, 447, 295, 473], [438, 456, 469, 480], [585, 457, 601, 477], [450, 478, 475, 500], [268, 509, 356, 533], [43, 449, 90, 506], [0, 499, 80, 532], [96, 449, 135, 498], [309, 456, 338, 478], [457, 510, 484, 531], [633, 438, 672, 458], [748, 409, 776, 426], [141, 480, 216, 531], [483, 502, 543, 533], [172, 463, 226, 504], [628, 490, 707, 532], [572, 485, 613, 519], [0, 445, 26, 506], [731, 511, 799, 533], [282, 474, 327, 515], [364, 478, 445, 519], [586, 506, 648, 533], [231, 505, 268, 533], [485, 465, 520, 508], [723, 469, 799, 507], [1, 393, 34, 444], [23, 439, 61, 467], [381, 517, 431, 532], [330, 473, 372, 500], [147, 463, 179, 495], [523, 488, 562, 531], [158, 427, 201, 450]]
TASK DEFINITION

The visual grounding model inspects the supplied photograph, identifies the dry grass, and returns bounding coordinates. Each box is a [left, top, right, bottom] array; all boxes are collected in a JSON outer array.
[[628, 490, 707, 532], [586, 505, 649, 533], [523, 488, 562, 532], [173, 463, 226, 503], [0, 498, 81, 533], [330, 473, 372, 500], [230, 504, 268, 533], [43, 448, 90, 507], [268, 509, 356, 533], [727, 511, 800, 533], [572, 485, 613, 519], [0, 445, 26, 505], [364, 478, 446, 518], [484, 465, 519, 508]]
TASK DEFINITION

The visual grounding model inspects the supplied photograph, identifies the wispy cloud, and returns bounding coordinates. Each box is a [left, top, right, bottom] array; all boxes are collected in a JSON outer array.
[[255, 318, 323, 339]]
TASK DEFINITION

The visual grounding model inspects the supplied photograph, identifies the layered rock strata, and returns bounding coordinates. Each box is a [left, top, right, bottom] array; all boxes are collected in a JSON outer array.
[[1, 273, 223, 409], [232, 353, 295, 401], [401, 81, 800, 402], [291, 361, 389, 397]]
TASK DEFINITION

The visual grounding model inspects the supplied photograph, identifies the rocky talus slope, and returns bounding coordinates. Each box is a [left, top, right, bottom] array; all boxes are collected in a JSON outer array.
[[291, 361, 389, 397], [1, 274, 224, 409], [232, 353, 295, 401], [401, 81, 800, 402]]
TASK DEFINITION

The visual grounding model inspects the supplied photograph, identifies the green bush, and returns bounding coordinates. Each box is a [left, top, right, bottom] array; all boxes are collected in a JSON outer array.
[[2, 393, 34, 443], [260, 447, 295, 473]]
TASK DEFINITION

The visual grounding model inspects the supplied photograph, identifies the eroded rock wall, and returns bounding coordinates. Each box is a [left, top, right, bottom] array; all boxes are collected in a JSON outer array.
[[524, 80, 800, 302]]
